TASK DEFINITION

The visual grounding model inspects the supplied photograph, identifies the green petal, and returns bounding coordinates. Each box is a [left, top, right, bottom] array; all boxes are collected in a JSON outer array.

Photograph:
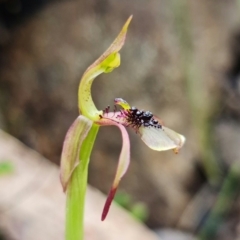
[[60, 115, 93, 192], [78, 16, 132, 120]]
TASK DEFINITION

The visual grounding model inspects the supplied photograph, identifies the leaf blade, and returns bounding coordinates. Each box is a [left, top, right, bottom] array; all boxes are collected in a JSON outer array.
[[60, 115, 93, 192]]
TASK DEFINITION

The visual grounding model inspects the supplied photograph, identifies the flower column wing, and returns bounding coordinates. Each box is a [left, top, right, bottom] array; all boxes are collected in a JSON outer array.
[[97, 119, 130, 221], [60, 116, 93, 192]]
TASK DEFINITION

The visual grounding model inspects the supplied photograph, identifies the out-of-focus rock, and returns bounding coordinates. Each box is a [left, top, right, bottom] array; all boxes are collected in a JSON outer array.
[[0, 130, 159, 240], [155, 228, 196, 240]]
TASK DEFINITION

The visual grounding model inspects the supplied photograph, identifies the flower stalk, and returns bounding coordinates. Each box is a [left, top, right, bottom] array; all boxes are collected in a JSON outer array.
[[66, 124, 99, 240]]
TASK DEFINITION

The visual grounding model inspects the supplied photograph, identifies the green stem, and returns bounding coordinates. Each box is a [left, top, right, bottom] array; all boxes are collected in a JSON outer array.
[[66, 124, 99, 240]]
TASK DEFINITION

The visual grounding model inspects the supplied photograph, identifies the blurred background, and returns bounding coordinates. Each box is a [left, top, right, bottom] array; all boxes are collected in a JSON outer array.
[[1, 0, 240, 239]]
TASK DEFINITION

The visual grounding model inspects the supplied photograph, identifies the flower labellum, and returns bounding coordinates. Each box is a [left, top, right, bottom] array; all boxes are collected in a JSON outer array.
[[97, 98, 185, 220]]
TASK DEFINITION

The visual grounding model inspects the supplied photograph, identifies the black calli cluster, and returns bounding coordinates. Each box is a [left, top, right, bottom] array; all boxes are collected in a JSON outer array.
[[125, 107, 162, 129]]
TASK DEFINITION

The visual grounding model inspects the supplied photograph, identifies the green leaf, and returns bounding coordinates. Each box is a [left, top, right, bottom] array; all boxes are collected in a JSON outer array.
[[60, 115, 93, 192]]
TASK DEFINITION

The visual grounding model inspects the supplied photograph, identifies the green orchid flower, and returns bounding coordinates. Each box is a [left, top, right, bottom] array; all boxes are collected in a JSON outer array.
[[60, 16, 185, 239]]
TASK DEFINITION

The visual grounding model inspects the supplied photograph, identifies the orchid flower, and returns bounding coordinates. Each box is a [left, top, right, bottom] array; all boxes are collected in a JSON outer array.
[[97, 97, 185, 220], [60, 16, 185, 240]]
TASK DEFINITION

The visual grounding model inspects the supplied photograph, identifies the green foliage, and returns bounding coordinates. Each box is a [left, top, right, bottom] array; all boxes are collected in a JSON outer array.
[[130, 203, 149, 222], [199, 163, 240, 240], [115, 192, 149, 222], [0, 161, 14, 176], [0, 231, 5, 240]]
